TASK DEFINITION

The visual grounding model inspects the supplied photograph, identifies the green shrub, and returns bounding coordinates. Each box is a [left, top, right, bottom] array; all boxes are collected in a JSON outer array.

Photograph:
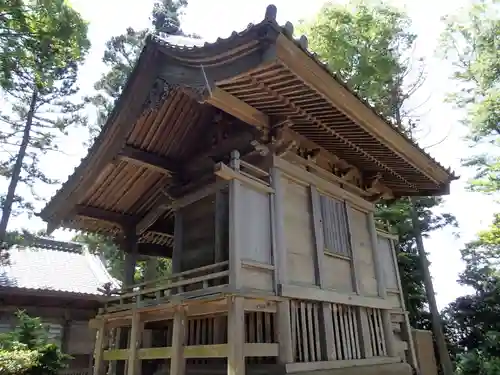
[[0, 311, 69, 375]]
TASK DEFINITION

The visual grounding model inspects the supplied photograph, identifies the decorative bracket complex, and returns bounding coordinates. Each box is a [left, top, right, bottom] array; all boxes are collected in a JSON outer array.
[[142, 77, 209, 113]]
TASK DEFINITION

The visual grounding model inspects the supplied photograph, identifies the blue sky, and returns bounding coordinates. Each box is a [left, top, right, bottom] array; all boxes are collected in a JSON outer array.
[[5, 0, 497, 309]]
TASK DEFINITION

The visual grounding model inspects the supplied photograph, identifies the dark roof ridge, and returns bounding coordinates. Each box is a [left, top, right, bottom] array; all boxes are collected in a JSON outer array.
[[22, 236, 83, 254]]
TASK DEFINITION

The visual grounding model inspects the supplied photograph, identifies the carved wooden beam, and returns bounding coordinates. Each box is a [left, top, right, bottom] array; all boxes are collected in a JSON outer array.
[[75, 205, 136, 228], [204, 87, 269, 131], [75, 204, 175, 238], [118, 145, 178, 175], [136, 196, 173, 236], [135, 179, 228, 236], [137, 243, 173, 258], [364, 173, 394, 201]]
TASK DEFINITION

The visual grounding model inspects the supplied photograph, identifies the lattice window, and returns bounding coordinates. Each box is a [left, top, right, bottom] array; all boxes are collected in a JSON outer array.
[[319, 194, 351, 257]]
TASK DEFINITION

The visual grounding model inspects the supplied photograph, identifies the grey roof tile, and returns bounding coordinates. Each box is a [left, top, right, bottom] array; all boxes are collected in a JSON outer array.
[[0, 238, 119, 296]]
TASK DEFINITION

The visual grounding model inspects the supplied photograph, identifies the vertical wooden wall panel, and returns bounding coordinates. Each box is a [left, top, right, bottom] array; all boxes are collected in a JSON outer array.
[[377, 236, 399, 290], [180, 195, 216, 271], [282, 176, 316, 285], [239, 185, 272, 264], [348, 207, 378, 296]]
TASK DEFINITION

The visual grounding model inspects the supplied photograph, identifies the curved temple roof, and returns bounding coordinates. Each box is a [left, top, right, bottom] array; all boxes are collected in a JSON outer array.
[[38, 4, 457, 238]]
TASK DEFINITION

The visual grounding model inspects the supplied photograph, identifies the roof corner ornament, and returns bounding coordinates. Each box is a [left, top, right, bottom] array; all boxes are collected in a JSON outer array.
[[265, 4, 277, 21], [298, 35, 308, 50], [283, 21, 294, 38]]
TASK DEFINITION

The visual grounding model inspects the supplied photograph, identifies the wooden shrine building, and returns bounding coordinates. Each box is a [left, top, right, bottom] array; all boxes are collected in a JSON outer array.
[[39, 5, 456, 375]]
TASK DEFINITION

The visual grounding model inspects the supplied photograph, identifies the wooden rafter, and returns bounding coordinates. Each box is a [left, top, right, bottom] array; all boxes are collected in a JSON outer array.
[[243, 75, 416, 191], [118, 145, 178, 175], [274, 34, 448, 184]]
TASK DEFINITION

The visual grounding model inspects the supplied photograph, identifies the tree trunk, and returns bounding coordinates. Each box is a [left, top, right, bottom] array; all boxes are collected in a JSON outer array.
[[409, 197, 454, 375], [0, 90, 38, 244]]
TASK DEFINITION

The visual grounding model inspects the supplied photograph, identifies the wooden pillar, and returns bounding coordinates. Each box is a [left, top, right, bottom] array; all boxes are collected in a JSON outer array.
[[172, 211, 183, 274], [270, 163, 287, 286], [367, 212, 397, 357], [229, 150, 242, 290], [118, 228, 138, 375], [309, 185, 334, 361], [127, 311, 143, 375], [270, 164, 293, 364], [214, 190, 225, 264], [170, 308, 187, 375], [227, 296, 245, 375], [346, 204, 373, 358], [93, 320, 107, 375], [144, 257, 159, 282], [60, 312, 70, 354], [122, 228, 138, 288], [390, 236, 418, 368], [214, 190, 227, 343]]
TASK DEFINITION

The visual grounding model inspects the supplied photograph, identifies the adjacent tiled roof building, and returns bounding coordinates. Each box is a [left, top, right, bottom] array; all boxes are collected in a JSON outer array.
[[0, 237, 119, 296]]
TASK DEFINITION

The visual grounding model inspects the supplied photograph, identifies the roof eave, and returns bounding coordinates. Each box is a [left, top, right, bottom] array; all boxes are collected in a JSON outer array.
[[272, 33, 455, 186], [39, 39, 162, 227]]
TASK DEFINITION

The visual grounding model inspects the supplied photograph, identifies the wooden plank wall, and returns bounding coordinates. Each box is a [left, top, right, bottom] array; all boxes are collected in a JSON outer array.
[[282, 176, 316, 286], [348, 208, 378, 296], [377, 234, 417, 365], [179, 193, 228, 272], [239, 184, 274, 292]]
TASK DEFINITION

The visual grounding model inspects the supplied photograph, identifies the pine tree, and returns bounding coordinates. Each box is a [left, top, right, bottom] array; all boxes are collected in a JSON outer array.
[[0, 0, 90, 249]]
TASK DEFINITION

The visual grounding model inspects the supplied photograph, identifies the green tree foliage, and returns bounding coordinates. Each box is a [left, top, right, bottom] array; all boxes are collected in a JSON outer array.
[[72, 232, 172, 284], [0, 311, 69, 375], [441, 0, 499, 194], [0, 0, 90, 247], [377, 197, 457, 328], [441, 0, 500, 373], [299, 1, 418, 123], [300, 0, 457, 327]]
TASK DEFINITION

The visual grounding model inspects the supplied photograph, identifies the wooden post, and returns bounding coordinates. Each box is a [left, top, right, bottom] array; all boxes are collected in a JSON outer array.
[[214, 190, 227, 344], [359, 309, 374, 358], [127, 311, 143, 375], [389, 235, 418, 369], [229, 150, 242, 290], [122, 228, 138, 289], [214, 190, 225, 264], [367, 212, 397, 357], [270, 164, 293, 364], [227, 296, 245, 375], [270, 163, 287, 286], [346, 204, 371, 358], [144, 257, 159, 282], [60, 312, 70, 354], [172, 211, 183, 273], [170, 307, 186, 375], [118, 228, 138, 375], [93, 320, 107, 375], [309, 185, 334, 361]]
